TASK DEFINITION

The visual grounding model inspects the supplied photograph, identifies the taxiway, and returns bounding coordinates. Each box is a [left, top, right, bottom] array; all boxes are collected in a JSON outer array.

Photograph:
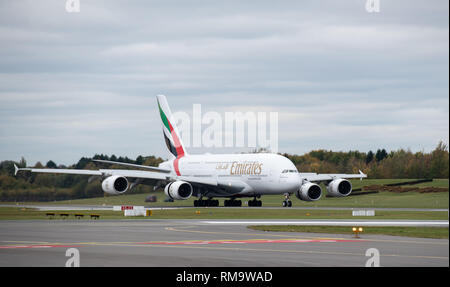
[[0, 219, 448, 267]]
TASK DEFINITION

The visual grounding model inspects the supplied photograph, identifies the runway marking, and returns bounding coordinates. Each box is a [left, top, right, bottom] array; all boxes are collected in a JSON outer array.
[[57, 241, 448, 261], [3, 240, 446, 262], [202, 220, 449, 227], [164, 226, 347, 240], [136, 238, 361, 245], [165, 226, 449, 245], [1, 241, 50, 244], [0, 244, 78, 249], [0, 237, 360, 250]]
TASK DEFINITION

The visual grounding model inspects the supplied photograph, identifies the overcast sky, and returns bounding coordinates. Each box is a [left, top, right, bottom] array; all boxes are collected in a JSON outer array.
[[0, 0, 448, 165]]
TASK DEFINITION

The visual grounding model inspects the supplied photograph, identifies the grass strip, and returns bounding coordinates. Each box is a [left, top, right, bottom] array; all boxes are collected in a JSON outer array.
[[0, 207, 448, 220], [247, 225, 449, 239]]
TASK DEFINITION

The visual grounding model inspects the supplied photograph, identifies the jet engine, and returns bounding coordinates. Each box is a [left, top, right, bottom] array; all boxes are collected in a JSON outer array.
[[101, 175, 129, 194], [164, 180, 193, 200], [326, 179, 352, 197], [295, 182, 322, 201]]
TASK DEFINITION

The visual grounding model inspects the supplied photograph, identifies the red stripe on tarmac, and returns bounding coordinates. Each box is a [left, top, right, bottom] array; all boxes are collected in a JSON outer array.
[[138, 239, 362, 245]]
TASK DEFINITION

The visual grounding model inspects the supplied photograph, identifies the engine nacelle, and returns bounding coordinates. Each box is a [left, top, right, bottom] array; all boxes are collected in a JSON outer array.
[[327, 179, 352, 197], [101, 175, 129, 194], [164, 181, 193, 200], [295, 182, 322, 201]]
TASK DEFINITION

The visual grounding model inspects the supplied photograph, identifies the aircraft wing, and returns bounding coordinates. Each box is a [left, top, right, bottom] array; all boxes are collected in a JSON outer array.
[[299, 170, 367, 182], [14, 164, 217, 187], [15, 165, 102, 176], [92, 159, 171, 173], [177, 176, 218, 187]]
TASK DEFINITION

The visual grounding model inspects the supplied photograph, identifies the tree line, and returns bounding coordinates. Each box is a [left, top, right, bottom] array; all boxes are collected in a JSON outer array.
[[0, 155, 164, 202], [283, 141, 449, 179], [0, 142, 448, 202]]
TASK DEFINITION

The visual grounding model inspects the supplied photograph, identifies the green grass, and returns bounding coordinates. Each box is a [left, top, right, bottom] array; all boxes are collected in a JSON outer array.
[[0, 206, 448, 220], [247, 225, 449, 239], [2, 179, 448, 209], [410, 179, 449, 188]]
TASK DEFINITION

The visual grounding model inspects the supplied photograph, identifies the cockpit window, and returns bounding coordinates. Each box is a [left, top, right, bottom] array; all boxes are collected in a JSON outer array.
[[282, 170, 298, 173]]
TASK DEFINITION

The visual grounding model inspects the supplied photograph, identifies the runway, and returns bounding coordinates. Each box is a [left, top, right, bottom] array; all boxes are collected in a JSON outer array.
[[0, 219, 448, 267]]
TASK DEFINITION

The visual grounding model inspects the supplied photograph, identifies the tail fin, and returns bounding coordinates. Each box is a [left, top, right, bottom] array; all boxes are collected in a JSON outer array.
[[156, 95, 187, 158]]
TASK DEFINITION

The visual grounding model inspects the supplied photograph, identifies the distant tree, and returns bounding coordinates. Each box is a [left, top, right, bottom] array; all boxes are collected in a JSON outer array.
[[381, 149, 388, 159], [375, 149, 388, 162], [136, 155, 145, 165], [365, 151, 374, 164], [45, 160, 57, 169], [93, 154, 109, 160], [18, 157, 27, 168], [430, 141, 449, 178], [75, 157, 90, 169], [35, 162, 44, 168], [143, 156, 164, 167]]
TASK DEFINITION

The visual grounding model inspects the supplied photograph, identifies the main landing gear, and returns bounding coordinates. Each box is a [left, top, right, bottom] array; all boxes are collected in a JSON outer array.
[[194, 199, 219, 207], [224, 199, 242, 207], [248, 198, 262, 207], [192, 197, 263, 207], [282, 193, 292, 207]]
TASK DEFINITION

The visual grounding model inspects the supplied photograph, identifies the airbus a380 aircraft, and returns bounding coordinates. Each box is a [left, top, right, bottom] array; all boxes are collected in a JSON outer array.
[[16, 95, 366, 207]]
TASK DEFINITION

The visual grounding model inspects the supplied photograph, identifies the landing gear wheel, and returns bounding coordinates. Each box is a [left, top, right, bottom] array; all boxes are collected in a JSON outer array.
[[282, 193, 292, 207], [249, 198, 262, 207], [194, 199, 220, 207], [282, 200, 292, 207], [225, 199, 242, 207]]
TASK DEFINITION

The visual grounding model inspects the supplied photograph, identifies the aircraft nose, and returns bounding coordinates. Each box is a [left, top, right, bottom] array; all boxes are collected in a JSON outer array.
[[285, 174, 300, 192]]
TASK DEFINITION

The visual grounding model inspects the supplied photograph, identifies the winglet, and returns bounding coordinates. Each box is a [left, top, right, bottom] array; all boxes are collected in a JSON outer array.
[[359, 170, 367, 180], [14, 164, 19, 176]]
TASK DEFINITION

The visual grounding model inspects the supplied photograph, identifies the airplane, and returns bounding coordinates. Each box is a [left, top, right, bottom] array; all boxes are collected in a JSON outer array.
[[15, 95, 367, 207]]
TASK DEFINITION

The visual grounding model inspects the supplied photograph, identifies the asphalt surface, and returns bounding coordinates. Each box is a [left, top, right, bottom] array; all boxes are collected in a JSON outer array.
[[1, 204, 448, 212], [0, 219, 448, 267]]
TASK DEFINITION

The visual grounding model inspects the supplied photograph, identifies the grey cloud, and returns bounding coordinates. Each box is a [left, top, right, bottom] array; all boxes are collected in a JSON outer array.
[[0, 0, 448, 164]]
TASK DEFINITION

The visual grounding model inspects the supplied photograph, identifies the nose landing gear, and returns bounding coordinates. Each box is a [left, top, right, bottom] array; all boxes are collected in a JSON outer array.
[[282, 193, 292, 207]]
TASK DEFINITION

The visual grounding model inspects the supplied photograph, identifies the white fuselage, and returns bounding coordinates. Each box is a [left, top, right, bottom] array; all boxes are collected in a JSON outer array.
[[159, 153, 300, 196]]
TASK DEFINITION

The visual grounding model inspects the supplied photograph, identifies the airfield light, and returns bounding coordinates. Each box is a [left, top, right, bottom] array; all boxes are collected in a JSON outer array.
[[352, 226, 363, 238]]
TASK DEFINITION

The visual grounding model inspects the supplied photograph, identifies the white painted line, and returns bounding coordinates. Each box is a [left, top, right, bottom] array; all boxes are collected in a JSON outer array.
[[201, 220, 449, 227]]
